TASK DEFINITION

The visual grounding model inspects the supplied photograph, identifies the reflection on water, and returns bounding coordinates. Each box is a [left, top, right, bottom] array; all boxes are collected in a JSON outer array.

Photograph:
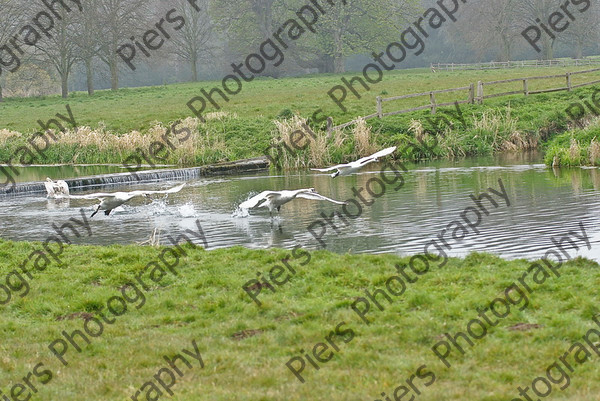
[[5, 164, 170, 183], [1, 153, 599, 261]]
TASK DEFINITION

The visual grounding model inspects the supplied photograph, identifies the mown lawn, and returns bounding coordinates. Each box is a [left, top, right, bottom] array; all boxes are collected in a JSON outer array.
[[0, 239, 598, 400]]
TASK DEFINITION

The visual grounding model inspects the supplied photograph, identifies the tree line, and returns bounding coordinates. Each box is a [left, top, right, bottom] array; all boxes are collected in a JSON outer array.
[[0, 0, 598, 100]]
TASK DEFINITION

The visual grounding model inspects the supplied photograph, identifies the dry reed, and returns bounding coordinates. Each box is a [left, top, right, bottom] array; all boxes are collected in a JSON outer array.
[[353, 118, 376, 157], [589, 138, 600, 165]]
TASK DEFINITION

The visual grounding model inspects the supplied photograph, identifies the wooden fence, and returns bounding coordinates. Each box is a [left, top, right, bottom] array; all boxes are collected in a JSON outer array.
[[431, 59, 600, 72], [326, 67, 600, 133]]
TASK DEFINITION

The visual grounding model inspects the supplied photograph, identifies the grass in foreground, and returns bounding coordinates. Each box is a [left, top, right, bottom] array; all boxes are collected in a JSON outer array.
[[0, 240, 598, 400]]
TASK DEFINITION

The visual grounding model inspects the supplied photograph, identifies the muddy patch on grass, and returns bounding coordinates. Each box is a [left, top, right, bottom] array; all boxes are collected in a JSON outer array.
[[232, 329, 264, 341], [508, 323, 543, 332], [275, 311, 304, 322]]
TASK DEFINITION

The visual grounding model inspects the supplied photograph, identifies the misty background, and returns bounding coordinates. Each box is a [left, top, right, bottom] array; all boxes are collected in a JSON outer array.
[[0, 0, 598, 99]]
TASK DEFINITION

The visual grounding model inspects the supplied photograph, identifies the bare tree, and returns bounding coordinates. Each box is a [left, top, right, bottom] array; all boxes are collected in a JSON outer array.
[[32, 1, 82, 98], [453, 0, 522, 61], [72, 0, 103, 95], [211, 0, 285, 77], [518, 0, 563, 60], [0, 0, 27, 101], [96, 0, 149, 90], [159, 0, 215, 82], [557, 2, 599, 59]]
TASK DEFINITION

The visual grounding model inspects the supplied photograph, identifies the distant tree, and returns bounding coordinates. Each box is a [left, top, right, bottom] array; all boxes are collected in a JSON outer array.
[[72, 0, 103, 95], [4, 64, 56, 97], [96, 0, 149, 90], [32, 1, 82, 98], [557, 2, 599, 59], [297, 0, 418, 73], [0, 0, 26, 101], [212, 0, 418, 75], [453, 0, 522, 61], [518, 0, 563, 60], [211, 0, 282, 76], [159, 0, 216, 82]]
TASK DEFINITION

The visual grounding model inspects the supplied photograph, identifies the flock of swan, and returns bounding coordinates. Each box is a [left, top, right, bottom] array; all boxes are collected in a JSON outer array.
[[44, 147, 397, 218]]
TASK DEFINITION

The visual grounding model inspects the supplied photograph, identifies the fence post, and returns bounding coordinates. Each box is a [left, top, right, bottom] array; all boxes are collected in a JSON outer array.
[[376, 96, 383, 118], [566, 72, 572, 91], [477, 81, 484, 104], [523, 79, 529, 96], [430, 92, 437, 114], [326, 117, 333, 134], [469, 83, 475, 104]]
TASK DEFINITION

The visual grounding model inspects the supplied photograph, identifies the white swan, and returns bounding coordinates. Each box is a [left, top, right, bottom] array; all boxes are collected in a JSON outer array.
[[239, 188, 346, 216], [311, 146, 397, 178], [45, 177, 70, 198], [58, 183, 186, 217]]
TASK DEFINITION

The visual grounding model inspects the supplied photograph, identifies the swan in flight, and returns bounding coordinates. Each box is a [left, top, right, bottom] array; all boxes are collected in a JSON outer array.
[[55, 182, 186, 217], [239, 188, 346, 216], [45, 178, 70, 198], [311, 146, 397, 178]]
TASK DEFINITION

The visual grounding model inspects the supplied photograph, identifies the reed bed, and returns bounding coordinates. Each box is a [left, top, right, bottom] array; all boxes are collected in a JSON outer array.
[[269, 116, 377, 169], [545, 118, 600, 167], [268, 104, 544, 170], [0, 115, 234, 166]]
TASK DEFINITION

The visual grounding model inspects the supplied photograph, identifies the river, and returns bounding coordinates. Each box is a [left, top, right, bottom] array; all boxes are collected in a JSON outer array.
[[1, 152, 599, 262]]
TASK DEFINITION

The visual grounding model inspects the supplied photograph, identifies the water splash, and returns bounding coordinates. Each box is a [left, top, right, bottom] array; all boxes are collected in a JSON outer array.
[[232, 207, 250, 218]]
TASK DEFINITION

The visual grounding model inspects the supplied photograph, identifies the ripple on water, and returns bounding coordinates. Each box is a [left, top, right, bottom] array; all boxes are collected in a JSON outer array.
[[1, 157, 599, 261]]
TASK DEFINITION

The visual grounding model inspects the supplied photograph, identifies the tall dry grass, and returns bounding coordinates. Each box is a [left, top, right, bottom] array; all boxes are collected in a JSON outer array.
[[569, 138, 581, 162], [1, 116, 233, 165], [353, 118, 376, 157], [473, 107, 526, 150], [0, 129, 21, 143], [270, 116, 378, 169], [589, 138, 600, 165]]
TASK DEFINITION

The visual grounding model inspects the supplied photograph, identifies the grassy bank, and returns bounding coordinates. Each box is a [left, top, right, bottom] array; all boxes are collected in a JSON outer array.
[[544, 118, 600, 167], [0, 239, 599, 400], [1, 67, 599, 167]]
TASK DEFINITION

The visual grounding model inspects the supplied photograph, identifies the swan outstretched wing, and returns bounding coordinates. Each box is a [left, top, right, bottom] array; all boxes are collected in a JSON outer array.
[[356, 146, 397, 164], [310, 164, 349, 172], [57, 183, 186, 200], [131, 183, 187, 197], [239, 191, 279, 209], [296, 192, 347, 205], [57, 192, 115, 200]]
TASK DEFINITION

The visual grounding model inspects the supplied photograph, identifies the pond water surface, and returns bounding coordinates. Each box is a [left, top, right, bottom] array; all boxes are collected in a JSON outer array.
[[7, 164, 170, 183], [1, 153, 599, 262]]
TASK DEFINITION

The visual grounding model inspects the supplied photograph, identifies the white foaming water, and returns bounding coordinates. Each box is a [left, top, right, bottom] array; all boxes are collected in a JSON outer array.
[[231, 206, 250, 218], [178, 203, 197, 217]]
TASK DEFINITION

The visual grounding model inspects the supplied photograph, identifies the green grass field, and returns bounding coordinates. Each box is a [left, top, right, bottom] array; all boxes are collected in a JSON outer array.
[[1, 66, 600, 167], [0, 66, 596, 133], [0, 239, 599, 400]]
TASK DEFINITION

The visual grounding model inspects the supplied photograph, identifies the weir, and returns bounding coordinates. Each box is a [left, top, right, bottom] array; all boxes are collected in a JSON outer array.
[[1, 157, 269, 197]]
